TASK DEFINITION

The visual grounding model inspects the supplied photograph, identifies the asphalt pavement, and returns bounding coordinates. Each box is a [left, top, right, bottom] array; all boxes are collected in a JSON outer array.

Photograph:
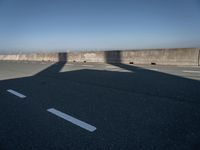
[[0, 61, 200, 150]]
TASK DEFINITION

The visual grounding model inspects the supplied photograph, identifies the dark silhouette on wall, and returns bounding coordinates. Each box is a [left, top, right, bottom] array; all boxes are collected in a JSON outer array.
[[104, 50, 121, 63], [36, 53, 67, 76]]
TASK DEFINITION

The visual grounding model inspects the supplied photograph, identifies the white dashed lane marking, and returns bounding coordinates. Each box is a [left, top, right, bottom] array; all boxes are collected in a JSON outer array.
[[82, 65, 94, 67], [47, 108, 97, 132], [148, 68, 158, 71], [183, 70, 200, 73], [65, 64, 73, 66], [105, 66, 119, 69], [7, 89, 26, 98]]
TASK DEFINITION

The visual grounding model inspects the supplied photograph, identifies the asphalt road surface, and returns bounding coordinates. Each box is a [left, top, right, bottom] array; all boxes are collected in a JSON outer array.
[[0, 61, 200, 150]]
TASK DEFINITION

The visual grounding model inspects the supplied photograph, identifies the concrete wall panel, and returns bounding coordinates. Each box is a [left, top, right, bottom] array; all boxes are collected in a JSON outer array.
[[0, 48, 199, 66]]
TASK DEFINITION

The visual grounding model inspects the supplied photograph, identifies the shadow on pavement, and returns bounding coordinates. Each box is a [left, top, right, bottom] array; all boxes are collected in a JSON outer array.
[[36, 52, 67, 76], [0, 52, 200, 150]]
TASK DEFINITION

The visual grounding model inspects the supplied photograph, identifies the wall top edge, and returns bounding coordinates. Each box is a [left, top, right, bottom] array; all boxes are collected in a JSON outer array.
[[0, 48, 199, 55]]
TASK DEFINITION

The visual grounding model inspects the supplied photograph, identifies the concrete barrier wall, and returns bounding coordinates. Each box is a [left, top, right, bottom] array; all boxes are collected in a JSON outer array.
[[120, 48, 200, 65], [0, 53, 59, 61], [0, 48, 199, 66]]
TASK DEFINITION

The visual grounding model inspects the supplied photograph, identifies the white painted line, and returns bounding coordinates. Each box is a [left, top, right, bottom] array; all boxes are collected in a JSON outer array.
[[183, 70, 200, 73], [149, 68, 158, 71], [106, 66, 119, 69], [47, 108, 97, 132], [41, 62, 47, 64], [110, 68, 122, 71], [82, 65, 93, 67], [108, 68, 132, 72], [65, 63, 73, 65], [118, 70, 132, 72], [7, 89, 26, 98]]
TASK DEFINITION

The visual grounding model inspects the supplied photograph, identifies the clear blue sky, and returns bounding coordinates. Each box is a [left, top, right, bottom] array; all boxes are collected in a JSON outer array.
[[0, 0, 200, 52]]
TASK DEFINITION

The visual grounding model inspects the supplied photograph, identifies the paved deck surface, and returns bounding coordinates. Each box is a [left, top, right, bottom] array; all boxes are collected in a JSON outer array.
[[0, 61, 200, 150]]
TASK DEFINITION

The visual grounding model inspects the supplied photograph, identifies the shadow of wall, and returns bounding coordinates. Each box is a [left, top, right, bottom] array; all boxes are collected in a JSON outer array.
[[104, 51, 122, 63], [104, 50, 141, 72], [35, 53, 68, 76], [1, 50, 200, 149], [58, 53, 67, 62]]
